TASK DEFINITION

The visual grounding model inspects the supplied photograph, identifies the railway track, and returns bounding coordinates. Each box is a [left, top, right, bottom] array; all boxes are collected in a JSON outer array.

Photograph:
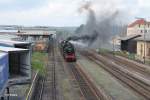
[[102, 53, 150, 79], [31, 76, 45, 100], [32, 39, 57, 100], [66, 63, 109, 100], [81, 51, 150, 100]]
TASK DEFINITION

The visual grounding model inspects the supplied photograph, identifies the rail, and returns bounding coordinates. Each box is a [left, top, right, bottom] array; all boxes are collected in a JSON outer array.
[[25, 70, 39, 100], [85, 51, 150, 99]]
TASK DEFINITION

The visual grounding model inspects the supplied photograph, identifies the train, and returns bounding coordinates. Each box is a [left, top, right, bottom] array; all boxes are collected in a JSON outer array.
[[60, 40, 76, 62]]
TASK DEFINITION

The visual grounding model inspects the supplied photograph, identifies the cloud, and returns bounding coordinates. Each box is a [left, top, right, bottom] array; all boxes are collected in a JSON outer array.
[[0, 0, 84, 26], [0, 0, 150, 26], [138, 0, 150, 8], [0, 0, 49, 11]]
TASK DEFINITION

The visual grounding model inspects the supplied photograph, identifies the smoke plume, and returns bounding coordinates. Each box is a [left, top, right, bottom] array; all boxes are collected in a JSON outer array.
[[68, 1, 127, 49], [67, 30, 98, 46]]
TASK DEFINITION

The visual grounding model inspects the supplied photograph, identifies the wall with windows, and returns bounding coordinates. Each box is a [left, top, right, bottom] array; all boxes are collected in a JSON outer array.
[[127, 24, 150, 36]]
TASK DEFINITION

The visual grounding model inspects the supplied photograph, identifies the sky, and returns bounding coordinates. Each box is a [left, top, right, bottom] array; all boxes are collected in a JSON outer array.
[[0, 0, 150, 26]]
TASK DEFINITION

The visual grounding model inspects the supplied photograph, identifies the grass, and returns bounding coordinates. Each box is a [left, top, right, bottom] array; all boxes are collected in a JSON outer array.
[[31, 52, 48, 76], [97, 48, 136, 60], [97, 48, 111, 54]]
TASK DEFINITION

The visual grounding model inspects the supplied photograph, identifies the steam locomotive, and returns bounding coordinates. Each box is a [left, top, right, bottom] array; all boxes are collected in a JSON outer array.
[[60, 40, 76, 62]]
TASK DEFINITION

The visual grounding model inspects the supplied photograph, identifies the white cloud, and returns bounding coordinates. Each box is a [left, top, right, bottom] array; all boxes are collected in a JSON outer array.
[[137, 0, 150, 8], [0, 0, 85, 26], [0, 0, 150, 26]]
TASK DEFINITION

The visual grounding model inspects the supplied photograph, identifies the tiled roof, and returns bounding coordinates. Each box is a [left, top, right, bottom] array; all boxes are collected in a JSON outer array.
[[128, 19, 150, 28]]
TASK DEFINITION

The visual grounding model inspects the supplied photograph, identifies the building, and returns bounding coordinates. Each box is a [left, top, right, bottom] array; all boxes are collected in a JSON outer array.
[[0, 40, 32, 85], [120, 33, 150, 60], [0, 39, 31, 48], [0, 46, 31, 86], [121, 34, 141, 53], [16, 30, 56, 42], [111, 36, 121, 51], [127, 19, 150, 36], [16, 30, 56, 51], [135, 34, 150, 59], [120, 19, 150, 61], [0, 30, 19, 40]]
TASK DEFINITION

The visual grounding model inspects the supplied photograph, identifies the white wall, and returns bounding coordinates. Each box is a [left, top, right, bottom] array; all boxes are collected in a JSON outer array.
[[127, 24, 150, 36]]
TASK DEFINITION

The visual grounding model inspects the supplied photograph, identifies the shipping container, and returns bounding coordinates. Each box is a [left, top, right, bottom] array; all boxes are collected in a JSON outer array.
[[0, 52, 8, 96], [0, 46, 31, 85]]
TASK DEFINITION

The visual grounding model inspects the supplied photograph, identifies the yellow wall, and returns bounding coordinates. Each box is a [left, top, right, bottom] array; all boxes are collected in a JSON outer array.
[[137, 41, 150, 59]]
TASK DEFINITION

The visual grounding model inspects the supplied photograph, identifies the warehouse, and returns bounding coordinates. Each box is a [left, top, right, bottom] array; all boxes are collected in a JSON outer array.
[[0, 46, 31, 86]]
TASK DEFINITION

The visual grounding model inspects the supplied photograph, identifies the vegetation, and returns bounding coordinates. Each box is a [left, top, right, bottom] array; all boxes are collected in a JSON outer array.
[[97, 48, 136, 60], [96, 48, 111, 54], [31, 52, 48, 75], [114, 51, 129, 58]]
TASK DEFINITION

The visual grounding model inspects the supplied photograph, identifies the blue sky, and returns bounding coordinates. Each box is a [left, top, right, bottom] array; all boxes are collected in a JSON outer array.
[[0, 0, 150, 26]]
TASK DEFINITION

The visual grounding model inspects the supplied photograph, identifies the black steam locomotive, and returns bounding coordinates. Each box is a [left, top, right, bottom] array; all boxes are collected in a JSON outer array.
[[60, 40, 76, 62]]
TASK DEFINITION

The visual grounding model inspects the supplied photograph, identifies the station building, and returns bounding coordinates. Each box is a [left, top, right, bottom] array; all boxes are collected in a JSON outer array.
[[120, 19, 150, 61], [16, 30, 56, 51], [16, 30, 56, 42], [127, 19, 150, 36], [135, 34, 150, 59]]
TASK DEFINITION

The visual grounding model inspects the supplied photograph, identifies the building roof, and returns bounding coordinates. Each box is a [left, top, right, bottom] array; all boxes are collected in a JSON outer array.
[[120, 34, 141, 41], [16, 30, 56, 36], [0, 40, 30, 46], [0, 30, 18, 33], [0, 52, 7, 58], [128, 19, 150, 28], [134, 33, 150, 42], [0, 46, 28, 52]]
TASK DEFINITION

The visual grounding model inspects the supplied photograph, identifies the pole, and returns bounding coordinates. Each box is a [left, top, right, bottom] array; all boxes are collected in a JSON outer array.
[[143, 20, 146, 63], [7, 87, 9, 100], [113, 37, 115, 56]]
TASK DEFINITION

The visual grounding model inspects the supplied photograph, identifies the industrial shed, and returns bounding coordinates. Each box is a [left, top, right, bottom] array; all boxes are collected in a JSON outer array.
[[0, 46, 31, 86], [120, 35, 141, 53]]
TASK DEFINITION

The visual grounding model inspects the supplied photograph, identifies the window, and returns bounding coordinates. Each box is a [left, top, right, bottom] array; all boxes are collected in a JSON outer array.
[[145, 30, 147, 33], [141, 44, 143, 55], [148, 48, 150, 56], [139, 24, 140, 28], [141, 30, 143, 33]]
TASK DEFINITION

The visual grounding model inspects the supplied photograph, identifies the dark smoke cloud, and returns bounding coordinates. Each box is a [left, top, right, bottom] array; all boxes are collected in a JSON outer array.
[[67, 30, 98, 45], [67, 1, 126, 49]]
